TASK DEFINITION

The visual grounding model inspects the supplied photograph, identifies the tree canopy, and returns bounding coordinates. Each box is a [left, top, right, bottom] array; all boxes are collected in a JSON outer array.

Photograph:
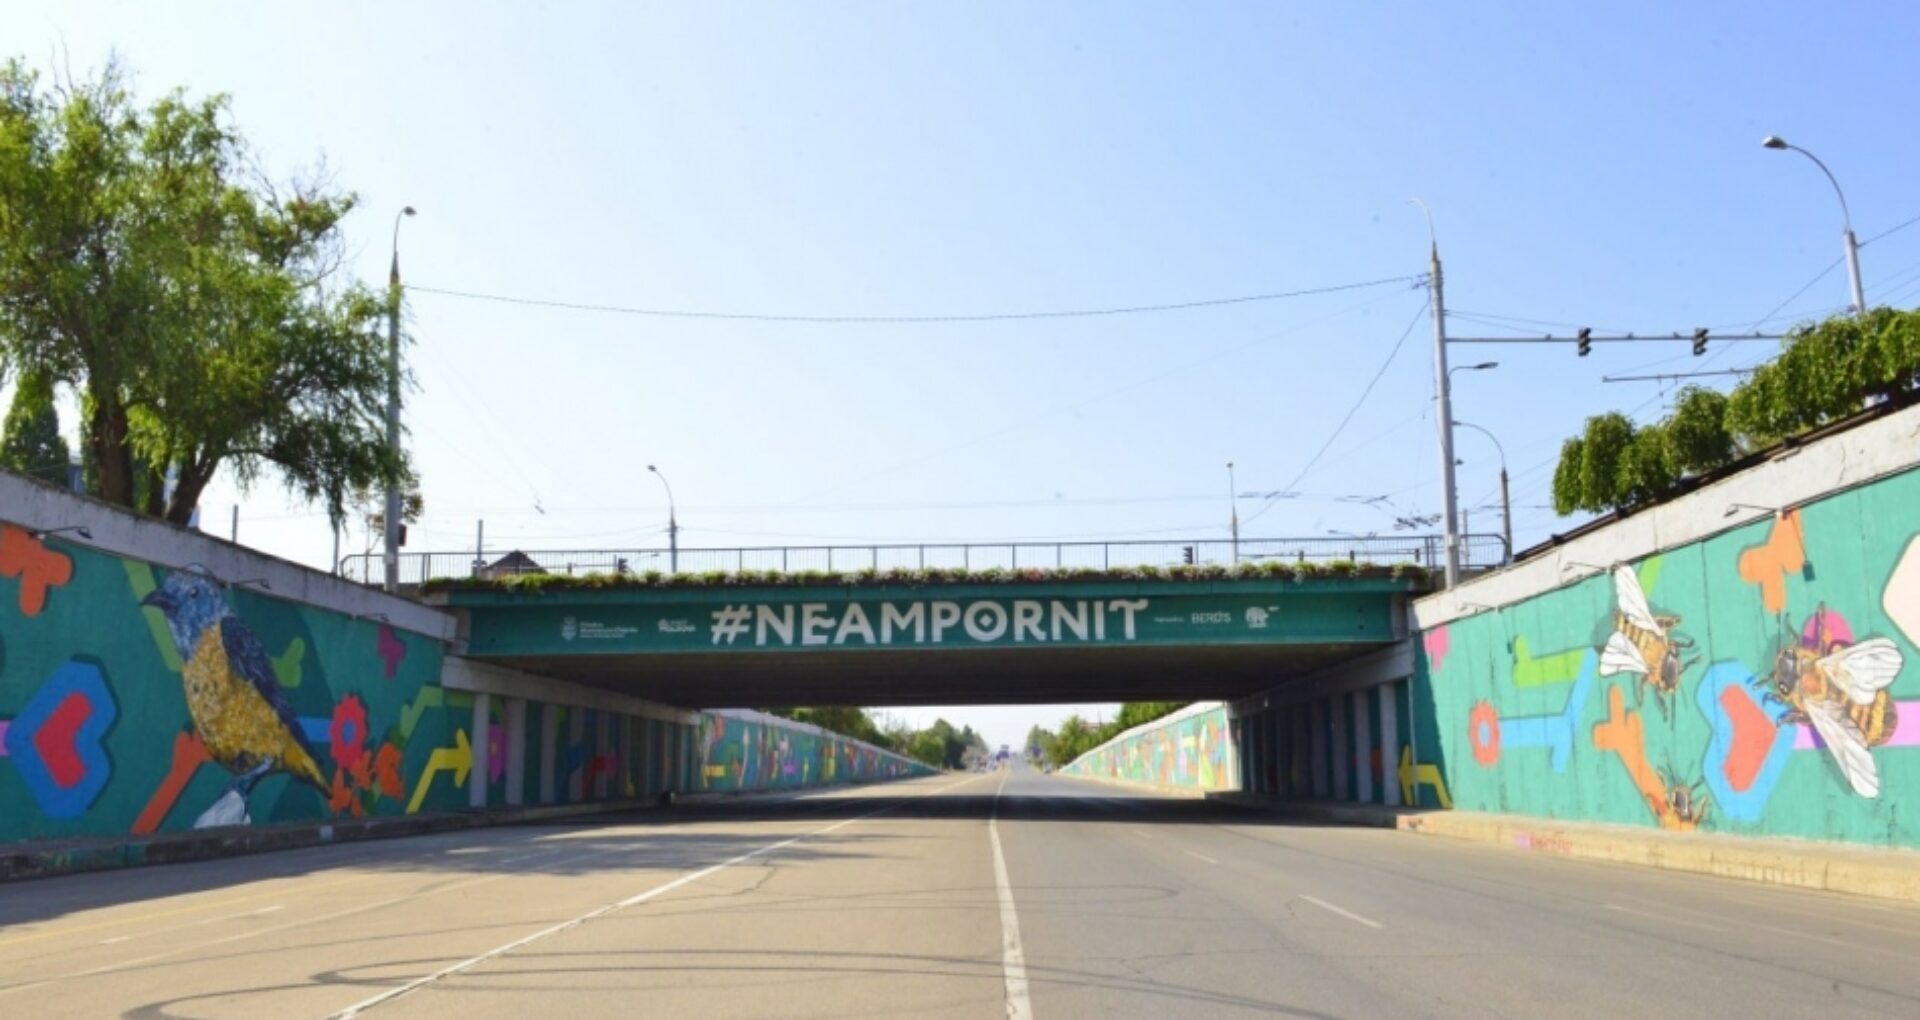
[[1551, 308, 1920, 517], [0, 59, 405, 525], [0, 369, 69, 485]]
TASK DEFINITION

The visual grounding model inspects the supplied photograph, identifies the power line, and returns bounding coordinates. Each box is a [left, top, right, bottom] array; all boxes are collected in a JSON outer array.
[[1243, 297, 1431, 529], [1602, 368, 1756, 383], [408, 274, 1424, 325]]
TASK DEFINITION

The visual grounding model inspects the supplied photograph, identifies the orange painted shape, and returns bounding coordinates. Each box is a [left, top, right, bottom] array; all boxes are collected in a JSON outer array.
[[132, 732, 213, 834], [1736, 510, 1806, 614], [1720, 685, 1776, 792], [0, 524, 74, 617], [1591, 685, 1663, 805]]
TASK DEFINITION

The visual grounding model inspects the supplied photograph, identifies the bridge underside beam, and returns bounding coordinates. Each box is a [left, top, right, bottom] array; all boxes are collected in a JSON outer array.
[[478, 641, 1383, 708]]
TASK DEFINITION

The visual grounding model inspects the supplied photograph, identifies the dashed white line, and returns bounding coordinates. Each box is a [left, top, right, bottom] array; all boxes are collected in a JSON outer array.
[[1130, 828, 1154, 839], [989, 770, 1033, 1020], [1300, 894, 1385, 930], [1184, 850, 1219, 865]]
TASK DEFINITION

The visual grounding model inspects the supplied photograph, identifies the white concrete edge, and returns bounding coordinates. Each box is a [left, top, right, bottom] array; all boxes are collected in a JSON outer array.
[[1, 470, 455, 641], [440, 656, 699, 725], [707, 707, 933, 772], [1228, 641, 1413, 718], [1413, 402, 1920, 629], [1060, 700, 1227, 774]]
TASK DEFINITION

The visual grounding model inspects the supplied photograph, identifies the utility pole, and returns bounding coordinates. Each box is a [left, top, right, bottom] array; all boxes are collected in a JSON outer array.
[[384, 206, 416, 594], [1413, 198, 1462, 587], [1762, 137, 1866, 317], [1226, 461, 1239, 565], [648, 464, 679, 574]]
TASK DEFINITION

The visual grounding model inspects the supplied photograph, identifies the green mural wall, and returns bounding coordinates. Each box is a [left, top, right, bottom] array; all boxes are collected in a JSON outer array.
[[693, 711, 934, 792], [1425, 466, 1920, 847], [0, 523, 465, 843], [1061, 705, 1235, 790]]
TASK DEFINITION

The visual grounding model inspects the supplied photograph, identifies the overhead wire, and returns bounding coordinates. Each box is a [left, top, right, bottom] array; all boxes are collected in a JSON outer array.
[[1242, 296, 1431, 529], [408, 274, 1423, 325]]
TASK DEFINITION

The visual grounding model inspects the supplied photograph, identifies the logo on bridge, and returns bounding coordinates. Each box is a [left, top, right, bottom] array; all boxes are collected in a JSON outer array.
[[1246, 606, 1273, 629], [561, 616, 578, 641]]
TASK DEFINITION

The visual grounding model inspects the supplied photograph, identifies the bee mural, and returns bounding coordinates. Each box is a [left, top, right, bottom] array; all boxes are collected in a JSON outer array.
[[1757, 608, 1903, 798], [1598, 565, 1698, 715], [1654, 765, 1709, 830]]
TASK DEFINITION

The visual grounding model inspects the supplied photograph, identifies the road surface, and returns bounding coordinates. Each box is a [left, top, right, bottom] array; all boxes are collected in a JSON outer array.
[[4, 760, 1920, 1018]]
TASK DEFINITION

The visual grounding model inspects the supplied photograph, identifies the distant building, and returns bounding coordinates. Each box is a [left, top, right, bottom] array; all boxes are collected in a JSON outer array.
[[478, 550, 545, 579]]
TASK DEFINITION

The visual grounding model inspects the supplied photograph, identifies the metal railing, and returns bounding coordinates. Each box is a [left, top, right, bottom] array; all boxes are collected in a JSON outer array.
[[338, 534, 1510, 587]]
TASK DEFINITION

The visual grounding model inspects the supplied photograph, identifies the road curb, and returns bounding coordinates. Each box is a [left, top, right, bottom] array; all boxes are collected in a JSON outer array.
[[0, 798, 661, 884], [1205, 791, 1920, 904]]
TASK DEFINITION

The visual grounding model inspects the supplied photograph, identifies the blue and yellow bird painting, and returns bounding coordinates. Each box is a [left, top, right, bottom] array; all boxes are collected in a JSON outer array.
[[143, 568, 328, 826]]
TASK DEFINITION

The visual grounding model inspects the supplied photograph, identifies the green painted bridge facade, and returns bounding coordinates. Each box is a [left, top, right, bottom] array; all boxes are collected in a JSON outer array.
[[435, 577, 1416, 706]]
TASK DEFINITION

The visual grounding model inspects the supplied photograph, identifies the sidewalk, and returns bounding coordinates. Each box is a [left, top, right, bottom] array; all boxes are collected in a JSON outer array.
[[1211, 791, 1920, 904]]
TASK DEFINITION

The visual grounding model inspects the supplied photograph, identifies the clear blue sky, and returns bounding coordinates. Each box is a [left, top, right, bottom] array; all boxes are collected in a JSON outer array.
[[6, 2, 1918, 748]]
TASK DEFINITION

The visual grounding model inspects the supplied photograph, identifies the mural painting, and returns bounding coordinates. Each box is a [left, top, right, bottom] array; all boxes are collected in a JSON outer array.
[[1, 522, 464, 843], [694, 711, 931, 792], [1428, 468, 1920, 847], [1061, 705, 1234, 790]]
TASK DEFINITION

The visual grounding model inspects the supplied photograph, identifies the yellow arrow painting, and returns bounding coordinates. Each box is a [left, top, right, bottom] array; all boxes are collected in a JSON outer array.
[[406, 729, 473, 814]]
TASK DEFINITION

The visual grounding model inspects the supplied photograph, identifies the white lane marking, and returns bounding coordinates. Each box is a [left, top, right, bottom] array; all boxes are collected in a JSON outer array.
[[330, 770, 996, 1018], [1183, 850, 1219, 865], [1299, 894, 1385, 930], [96, 937, 130, 945], [1131, 828, 1154, 839], [989, 769, 1033, 1020]]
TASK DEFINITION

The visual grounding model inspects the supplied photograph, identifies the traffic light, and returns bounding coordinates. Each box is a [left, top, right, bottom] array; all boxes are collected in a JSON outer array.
[[1182, 545, 1195, 565], [1692, 327, 1708, 356], [1576, 327, 1592, 357]]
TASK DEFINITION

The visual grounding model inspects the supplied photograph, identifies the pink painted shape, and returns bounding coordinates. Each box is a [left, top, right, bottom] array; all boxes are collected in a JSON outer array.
[[0, 720, 9, 756], [487, 723, 506, 783], [376, 625, 407, 679], [1794, 700, 1920, 749], [1423, 626, 1451, 674], [1800, 608, 1853, 652]]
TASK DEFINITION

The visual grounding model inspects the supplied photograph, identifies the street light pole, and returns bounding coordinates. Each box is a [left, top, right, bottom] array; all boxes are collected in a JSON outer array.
[[383, 205, 416, 594], [1763, 136, 1866, 317], [648, 464, 678, 573], [1226, 461, 1239, 565], [1412, 198, 1460, 587], [1452, 419, 1511, 565]]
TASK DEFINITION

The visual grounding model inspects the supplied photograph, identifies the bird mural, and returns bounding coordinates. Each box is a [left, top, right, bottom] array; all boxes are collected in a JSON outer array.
[[143, 567, 328, 828]]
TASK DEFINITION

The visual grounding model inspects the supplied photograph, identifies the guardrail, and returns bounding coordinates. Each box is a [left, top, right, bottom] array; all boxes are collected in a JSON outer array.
[[338, 534, 1510, 587]]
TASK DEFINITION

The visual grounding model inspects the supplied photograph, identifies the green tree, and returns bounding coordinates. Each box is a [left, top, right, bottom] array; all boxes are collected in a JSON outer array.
[[0, 59, 405, 526], [1727, 307, 1920, 445], [1615, 426, 1677, 507], [1664, 386, 1735, 474], [0, 370, 70, 485]]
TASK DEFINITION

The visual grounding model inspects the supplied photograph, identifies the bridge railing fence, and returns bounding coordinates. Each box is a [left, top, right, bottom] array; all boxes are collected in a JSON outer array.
[[337, 534, 1509, 587]]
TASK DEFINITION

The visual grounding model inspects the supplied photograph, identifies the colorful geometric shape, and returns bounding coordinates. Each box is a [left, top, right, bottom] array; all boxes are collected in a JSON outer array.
[[1698, 661, 1795, 823], [1884, 536, 1920, 650], [0, 524, 74, 617], [1468, 701, 1501, 766], [377, 624, 408, 679], [1511, 635, 1587, 688], [1736, 510, 1806, 614], [5, 659, 117, 818], [1423, 625, 1451, 674], [1494, 649, 1595, 773]]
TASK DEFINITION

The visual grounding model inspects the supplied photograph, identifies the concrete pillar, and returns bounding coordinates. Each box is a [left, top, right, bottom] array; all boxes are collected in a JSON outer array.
[[1309, 701, 1328, 798], [1352, 689, 1374, 804], [1290, 706, 1307, 798], [1330, 695, 1350, 801], [468, 692, 491, 809], [568, 708, 587, 802], [504, 697, 527, 807], [1379, 682, 1401, 807], [539, 704, 558, 805]]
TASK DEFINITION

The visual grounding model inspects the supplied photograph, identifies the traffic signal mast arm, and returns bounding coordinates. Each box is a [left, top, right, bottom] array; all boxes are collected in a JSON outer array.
[[1446, 329, 1783, 357]]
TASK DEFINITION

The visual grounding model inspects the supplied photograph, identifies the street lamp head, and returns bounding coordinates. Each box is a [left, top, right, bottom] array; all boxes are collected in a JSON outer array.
[[647, 464, 659, 474], [402, 205, 417, 216], [1762, 135, 1789, 150], [1469, 361, 1497, 371]]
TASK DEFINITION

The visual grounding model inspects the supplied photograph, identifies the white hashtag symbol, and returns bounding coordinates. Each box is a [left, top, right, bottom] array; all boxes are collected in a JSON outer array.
[[710, 604, 751, 645]]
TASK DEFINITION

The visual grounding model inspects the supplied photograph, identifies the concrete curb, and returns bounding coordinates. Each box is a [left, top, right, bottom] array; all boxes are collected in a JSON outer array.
[[0, 799, 662, 884], [1206, 792, 1920, 904]]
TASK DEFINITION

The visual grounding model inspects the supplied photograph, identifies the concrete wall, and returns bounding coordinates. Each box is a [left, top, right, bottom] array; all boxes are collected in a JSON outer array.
[[1061, 703, 1237, 791], [1413, 403, 1920, 847], [1, 472, 930, 850]]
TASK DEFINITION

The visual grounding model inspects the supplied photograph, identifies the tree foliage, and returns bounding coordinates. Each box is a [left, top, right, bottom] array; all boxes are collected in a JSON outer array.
[[1030, 702, 1188, 767], [0, 59, 405, 525], [1550, 308, 1920, 517], [0, 369, 70, 485]]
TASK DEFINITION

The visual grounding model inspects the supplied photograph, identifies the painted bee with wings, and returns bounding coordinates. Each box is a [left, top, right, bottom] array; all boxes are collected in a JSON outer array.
[[1758, 609, 1903, 799], [1598, 564, 1698, 715]]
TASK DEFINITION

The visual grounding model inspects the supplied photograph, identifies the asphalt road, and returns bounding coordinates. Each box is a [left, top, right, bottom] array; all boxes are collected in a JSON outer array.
[[5, 761, 1920, 1018]]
